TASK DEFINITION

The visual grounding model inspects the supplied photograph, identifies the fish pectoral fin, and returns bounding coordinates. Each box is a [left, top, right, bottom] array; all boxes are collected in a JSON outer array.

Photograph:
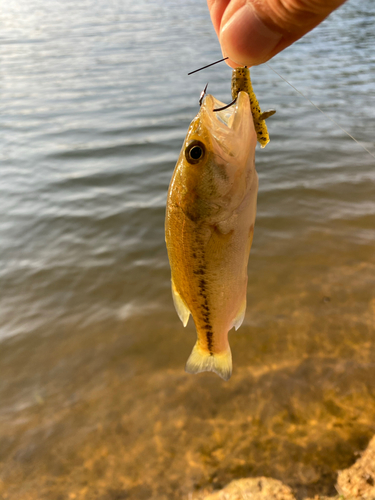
[[171, 279, 191, 327], [231, 297, 247, 331], [185, 342, 232, 381], [215, 213, 238, 235]]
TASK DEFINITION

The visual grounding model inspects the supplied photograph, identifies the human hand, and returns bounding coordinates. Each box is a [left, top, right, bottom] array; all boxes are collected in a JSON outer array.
[[207, 0, 347, 67]]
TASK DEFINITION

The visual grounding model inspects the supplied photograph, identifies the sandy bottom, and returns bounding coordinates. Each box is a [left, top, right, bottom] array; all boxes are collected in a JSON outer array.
[[1, 257, 375, 500]]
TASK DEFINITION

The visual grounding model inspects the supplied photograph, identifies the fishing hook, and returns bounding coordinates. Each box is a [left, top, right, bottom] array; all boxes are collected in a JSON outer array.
[[199, 83, 208, 106], [213, 97, 237, 112]]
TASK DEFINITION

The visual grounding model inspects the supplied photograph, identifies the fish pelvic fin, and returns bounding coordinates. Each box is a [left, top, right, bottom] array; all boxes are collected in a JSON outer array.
[[185, 342, 232, 381]]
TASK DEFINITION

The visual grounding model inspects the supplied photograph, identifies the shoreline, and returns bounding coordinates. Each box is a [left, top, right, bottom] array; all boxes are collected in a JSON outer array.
[[197, 435, 375, 500]]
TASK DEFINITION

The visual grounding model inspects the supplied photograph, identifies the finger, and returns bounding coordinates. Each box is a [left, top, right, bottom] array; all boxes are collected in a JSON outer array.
[[215, 0, 347, 67], [207, 0, 231, 37]]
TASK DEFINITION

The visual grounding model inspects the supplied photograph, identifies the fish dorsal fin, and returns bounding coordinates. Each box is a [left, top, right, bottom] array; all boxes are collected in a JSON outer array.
[[171, 279, 190, 327], [231, 296, 247, 331]]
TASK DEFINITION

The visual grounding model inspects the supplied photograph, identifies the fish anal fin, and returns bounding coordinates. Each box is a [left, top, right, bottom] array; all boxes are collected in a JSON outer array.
[[171, 279, 190, 327], [185, 342, 232, 381], [231, 297, 247, 331]]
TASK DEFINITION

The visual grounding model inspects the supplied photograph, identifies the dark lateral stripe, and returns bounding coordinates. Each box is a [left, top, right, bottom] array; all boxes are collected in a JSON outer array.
[[191, 236, 214, 353], [206, 328, 213, 353]]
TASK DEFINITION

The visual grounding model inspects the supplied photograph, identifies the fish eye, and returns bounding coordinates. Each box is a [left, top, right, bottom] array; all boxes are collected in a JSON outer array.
[[185, 140, 205, 164]]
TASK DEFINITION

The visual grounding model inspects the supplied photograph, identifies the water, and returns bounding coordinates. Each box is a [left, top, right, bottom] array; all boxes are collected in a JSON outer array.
[[1, 0, 375, 498]]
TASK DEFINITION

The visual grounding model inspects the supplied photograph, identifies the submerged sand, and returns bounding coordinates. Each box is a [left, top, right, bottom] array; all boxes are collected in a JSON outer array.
[[1, 258, 375, 500], [1, 357, 375, 499]]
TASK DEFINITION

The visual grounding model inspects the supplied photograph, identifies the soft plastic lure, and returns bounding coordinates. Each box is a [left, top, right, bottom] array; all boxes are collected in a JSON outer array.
[[231, 66, 275, 148]]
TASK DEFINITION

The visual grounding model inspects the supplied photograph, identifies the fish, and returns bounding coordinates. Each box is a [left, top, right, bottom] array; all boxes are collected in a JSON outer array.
[[165, 89, 258, 381]]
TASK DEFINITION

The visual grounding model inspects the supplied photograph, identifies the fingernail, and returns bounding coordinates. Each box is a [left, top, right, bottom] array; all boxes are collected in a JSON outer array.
[[220, 3, 282, 66]]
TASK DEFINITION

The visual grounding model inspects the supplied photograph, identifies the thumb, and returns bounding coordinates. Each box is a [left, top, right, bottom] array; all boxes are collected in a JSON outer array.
[[208, 0, 347, 67]]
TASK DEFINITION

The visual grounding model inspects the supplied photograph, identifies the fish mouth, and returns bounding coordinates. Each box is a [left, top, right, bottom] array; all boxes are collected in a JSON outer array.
[[200, 91, 252, 132]]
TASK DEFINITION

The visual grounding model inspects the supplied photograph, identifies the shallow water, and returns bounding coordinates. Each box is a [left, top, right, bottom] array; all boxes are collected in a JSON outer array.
[[1, 0, 375, 498]]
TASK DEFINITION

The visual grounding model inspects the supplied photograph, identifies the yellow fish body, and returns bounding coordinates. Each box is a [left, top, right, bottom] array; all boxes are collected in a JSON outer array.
[[165, 91, 258, 381]]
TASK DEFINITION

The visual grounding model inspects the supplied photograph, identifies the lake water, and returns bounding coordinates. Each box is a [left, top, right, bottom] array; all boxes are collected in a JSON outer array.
[[1, 0, 375, 499]]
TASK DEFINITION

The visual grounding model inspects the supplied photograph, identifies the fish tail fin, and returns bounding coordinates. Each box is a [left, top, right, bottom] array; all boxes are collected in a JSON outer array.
[[185, 342, 232, 381]]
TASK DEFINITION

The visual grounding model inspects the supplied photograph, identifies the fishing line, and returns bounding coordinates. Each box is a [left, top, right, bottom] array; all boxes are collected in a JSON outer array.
[[188, 57, 228, 75], [266, 63, 375, 160]]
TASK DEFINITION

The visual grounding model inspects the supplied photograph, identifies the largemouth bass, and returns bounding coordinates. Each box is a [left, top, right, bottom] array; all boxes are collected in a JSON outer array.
[[165, 90, 258, 381]]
